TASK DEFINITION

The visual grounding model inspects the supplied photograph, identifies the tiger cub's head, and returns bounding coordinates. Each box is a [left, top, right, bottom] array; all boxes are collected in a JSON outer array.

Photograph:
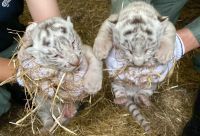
[[24, 17, 82, 72], [111, 2, 169, 66]]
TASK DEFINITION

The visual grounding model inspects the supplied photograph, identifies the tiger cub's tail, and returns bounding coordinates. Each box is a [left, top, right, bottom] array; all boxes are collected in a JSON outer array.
[[125, 99, 151, 133]]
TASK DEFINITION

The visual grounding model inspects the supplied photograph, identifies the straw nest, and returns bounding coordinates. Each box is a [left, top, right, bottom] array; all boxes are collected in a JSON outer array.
[[0, 0, 200, 136]]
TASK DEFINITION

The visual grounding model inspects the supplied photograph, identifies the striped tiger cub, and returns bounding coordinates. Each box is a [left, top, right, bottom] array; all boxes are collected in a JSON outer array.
[[93, 0, 176, 133], [17, 17, 102, 133]]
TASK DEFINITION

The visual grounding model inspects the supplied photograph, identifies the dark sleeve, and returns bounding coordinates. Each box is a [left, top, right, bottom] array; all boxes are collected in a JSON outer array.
[[186, 17, 200, 44], [0, 0, 25, 52]]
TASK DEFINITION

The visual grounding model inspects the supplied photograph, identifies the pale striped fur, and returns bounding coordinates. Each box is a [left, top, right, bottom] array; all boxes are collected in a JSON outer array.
[[125, 99, 150, 132], [93, 0, 176, 133], [18, 17, 103, 133]]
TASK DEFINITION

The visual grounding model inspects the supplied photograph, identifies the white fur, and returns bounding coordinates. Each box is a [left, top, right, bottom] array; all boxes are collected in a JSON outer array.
[[93, 1, 176, 133], [17, 17, 102, 132]]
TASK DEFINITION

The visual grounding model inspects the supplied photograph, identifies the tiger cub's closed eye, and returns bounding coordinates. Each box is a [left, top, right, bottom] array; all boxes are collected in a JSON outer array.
[[60, 27, 67, 33]]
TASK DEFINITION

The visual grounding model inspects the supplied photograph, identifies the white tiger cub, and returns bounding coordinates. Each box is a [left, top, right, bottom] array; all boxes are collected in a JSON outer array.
[[93, 1, 177, 133], [17, 17, 102, 133]]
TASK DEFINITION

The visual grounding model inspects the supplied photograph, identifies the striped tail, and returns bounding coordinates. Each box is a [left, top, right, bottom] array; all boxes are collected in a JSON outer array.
[[125, 99, 151, 133]]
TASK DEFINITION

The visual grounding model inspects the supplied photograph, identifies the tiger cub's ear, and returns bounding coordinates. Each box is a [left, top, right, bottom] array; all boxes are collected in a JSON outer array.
[[108, 14, 119, 25], [26, 22, 38, 33], [66, 16, 73, 29], [158, 16, 169, 33], [157, 16, 168, 22], [22, 22, 38, 48], [158, 16, 169, 27]]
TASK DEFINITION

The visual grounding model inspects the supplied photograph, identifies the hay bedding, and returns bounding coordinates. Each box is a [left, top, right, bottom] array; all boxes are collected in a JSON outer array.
[[0, 0, 200, 136]]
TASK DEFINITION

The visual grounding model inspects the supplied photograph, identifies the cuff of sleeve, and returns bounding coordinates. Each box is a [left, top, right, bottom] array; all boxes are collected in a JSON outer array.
[[175, 34, 185, 60]]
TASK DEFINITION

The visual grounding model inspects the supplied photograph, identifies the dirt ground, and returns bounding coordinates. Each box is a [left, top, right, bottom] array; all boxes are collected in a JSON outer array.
[[0, 0, 200, 136]]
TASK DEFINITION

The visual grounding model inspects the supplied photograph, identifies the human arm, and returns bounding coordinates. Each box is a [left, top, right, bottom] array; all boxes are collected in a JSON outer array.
[[181, 16, 200, 53], [0, 57, 15, 82], [177, 28, 199, 54], [25, 0, 61, 22]]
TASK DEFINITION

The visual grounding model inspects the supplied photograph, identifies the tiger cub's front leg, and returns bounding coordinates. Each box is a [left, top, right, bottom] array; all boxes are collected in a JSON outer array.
[[155, 21, 176, 64], [93, 14, 118, 60], [82, 45, 103, 94]]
